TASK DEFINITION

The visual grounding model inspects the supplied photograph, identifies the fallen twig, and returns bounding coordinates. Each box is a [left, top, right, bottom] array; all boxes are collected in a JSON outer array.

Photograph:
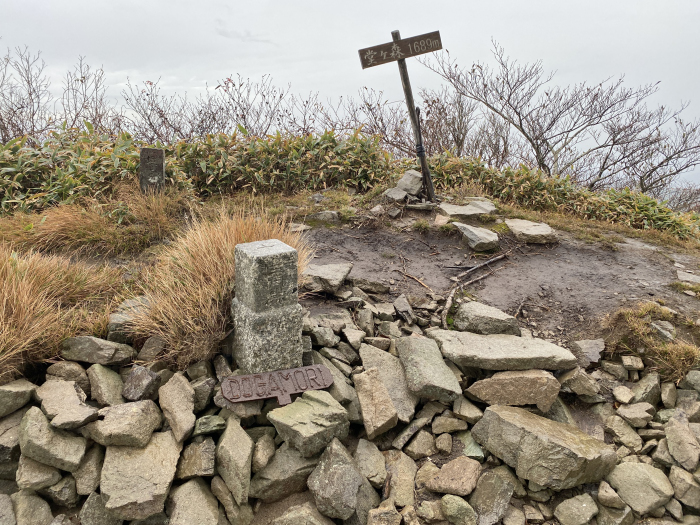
[[455, 253, 508, 279], [393, 270, 434, 292]]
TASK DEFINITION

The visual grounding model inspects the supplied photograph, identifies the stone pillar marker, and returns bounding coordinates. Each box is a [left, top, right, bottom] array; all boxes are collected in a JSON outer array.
[[139, 148, 165, 194], [231, 239, 303, 374]]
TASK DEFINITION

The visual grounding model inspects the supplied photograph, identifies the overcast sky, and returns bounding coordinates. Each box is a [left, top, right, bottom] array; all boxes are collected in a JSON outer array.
[[2, 0, 699, 181]]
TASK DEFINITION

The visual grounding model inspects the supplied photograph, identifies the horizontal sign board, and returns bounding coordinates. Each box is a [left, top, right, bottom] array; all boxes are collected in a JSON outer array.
[[358, 31, 442, 69], [220, 364, 334, 406]]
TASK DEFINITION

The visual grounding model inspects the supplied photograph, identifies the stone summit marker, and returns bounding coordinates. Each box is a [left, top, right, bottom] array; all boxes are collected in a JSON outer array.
[[230, 239, 304, 375], [139, 147, 165, 194]]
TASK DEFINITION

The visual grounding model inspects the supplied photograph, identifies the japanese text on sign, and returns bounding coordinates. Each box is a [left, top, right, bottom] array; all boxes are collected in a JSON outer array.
[[358, 31, 442, 69]]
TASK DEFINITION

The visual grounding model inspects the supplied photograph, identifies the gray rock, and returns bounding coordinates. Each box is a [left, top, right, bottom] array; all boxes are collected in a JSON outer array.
[[662, 383, 677, 408], [176, 437, 216, 479], [211, 475, 253, 525], [669, 466, 700, 511], [158, 373, 195, 442], [436, 433, 453, 454], [193, 415, 227, 437], [249, 442, 319, 502], [384, 450, 417, 507], [359, 344, 418, 423], [453, 223, 499, 252], [61, 336, 135, 365], [468, 470, 514, 525], [73, 445, 103, 495], [598, 480, 626, 509], [558, 368, 600, 396], [19, 407, 86, 472], [0, 408, 29, 467], [382, 187, 408, 202], [10, 490, 52, 525], [191, 377, 216, 413], [504, 219, 556, 243], [554, 494, 597, 525], [428, 329, 577, 370], [86, 364, 124, 406], [122, 365, 160, 401], [79, 492, 122, 525], [596, 505, 634, 525], [35, 380, 98, 430], [307, 210, 340, 222], [502, 506, 525, 525], [678, 271, 700, 284], [252, 433, 276, 473], [396, 170, 423, 196], [83, 400, 161, 447], [632, 372, 661, 405], [268, 390, 349, 458], [605, 415, 643, 452], [396, 337, 461, 403], [453, 396, 483, 424], [472, 406, 616, 490], [453, 302, 519, 336], [441, 495, 477, 525], [433, 415, 468, 434], [216, 417, 253, 505], [570, 339, 604, 368], [15, 455, 61, 490], [354, 439, 386, 490], [310, 352, 361, 424], [303, 263, 354, 294], [425, 456, 481, 496], [466, 370, 560, 412], [272, 502, 335, 525], [354, 367, 398, 439], [307, 438, 375, 520], [666, 416, 700, 470], [617, 402, 655, 428], [0, 494, 15, 525], [45, 361, 90, 396], [606, 462, 674, 515], [42, 475, 78, 508], [167, 477, 219, 525], [0, 381, 35, 419], [101, 431, 182, 520], [137, 336, 165, 362], [438, 201, 496, 220], [405, 430, 437, 460]]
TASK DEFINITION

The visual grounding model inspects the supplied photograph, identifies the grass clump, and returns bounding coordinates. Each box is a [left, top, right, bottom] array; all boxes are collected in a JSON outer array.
[[128, 208, 312, 370], [412, 219, 430, 233], [0, 245, 121, 381], [606, 301, 700, 382], [670, 281, 700, 296]]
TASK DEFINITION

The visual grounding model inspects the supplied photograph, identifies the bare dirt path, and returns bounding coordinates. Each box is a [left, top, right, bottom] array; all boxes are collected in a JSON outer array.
[[303, 225, 700, 342]]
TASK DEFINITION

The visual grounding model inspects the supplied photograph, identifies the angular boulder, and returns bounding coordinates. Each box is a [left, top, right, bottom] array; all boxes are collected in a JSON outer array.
[[606, 463, 674, 515], [249, 442, 319, 502], [504, 219, 556, 244], [268, 390, 349, 457], [438, 201, 497, 220], [60, 336, 135, 365], [396, 170, 424, 196], [396, 337, 461, 403], [35, 380, 98, 430], [19, 407, 87, 472], [354, 367, 398, 439], [453, 223, 499, 252], [0, 380, 36, 419], [466, 370, 560, 412], [100, 430, 182, 520], [86, 364, 124, 406], [428, 330, 577, 370], [167, 477, 219, 525], [158, 373, 195, 442], [216, 417, 254, 505], [303, 263, 354, 294], [472, 406, 616, 490], [453, 302, 520, 336], [83, 400, 162, 447], [425, 457, 482, 496]]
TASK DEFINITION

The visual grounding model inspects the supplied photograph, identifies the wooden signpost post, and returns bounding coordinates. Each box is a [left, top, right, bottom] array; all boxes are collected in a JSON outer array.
[[359, 30, 443, 202]]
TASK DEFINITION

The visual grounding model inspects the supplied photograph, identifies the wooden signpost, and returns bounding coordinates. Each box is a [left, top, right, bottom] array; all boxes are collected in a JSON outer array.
[[359, 30, 443, 202]]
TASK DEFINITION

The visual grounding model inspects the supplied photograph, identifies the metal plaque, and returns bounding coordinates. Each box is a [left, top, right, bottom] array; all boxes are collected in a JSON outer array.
[[220, 364, 334, 406]]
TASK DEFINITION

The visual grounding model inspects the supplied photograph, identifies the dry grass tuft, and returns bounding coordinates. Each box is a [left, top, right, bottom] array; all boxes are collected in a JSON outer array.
[[605, 301, 700, 382], [0, 184, 191, 257], [0, 244, 122, 382], [128, 207, 313, 370]]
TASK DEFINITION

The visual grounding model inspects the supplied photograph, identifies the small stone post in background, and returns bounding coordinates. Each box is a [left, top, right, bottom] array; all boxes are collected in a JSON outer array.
[[139, 148, 165, 194], [231, 239, 303, 374]]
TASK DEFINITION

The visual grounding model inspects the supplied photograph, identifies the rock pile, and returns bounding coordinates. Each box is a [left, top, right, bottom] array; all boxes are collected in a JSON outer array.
[[1, 260, 699, 525]]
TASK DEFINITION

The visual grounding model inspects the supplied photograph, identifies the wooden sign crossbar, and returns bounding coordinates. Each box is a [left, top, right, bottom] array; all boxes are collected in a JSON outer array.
[[358, 31, 442, 69], [358, 30, 442, 201]]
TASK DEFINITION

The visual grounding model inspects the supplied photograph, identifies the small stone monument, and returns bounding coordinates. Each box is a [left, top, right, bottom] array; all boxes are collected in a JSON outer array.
[[231, 239, 303, 374], [139, 148, 165, 194]]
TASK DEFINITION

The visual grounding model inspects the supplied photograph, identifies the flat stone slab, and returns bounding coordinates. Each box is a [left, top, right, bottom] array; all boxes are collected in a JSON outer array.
[[466, 370, 560, 412], [268, 390, 349, 457], [438, 201, 496, 220], [60, 336, 136, 365], [453, 223, 499, 251], [216, 417, 254, 505], [505, 219, 557, 244], [19, 407, 87, 472], [303, 263, 354, 294], [249, 442, 320, 502], [454, 302, 520, 336], [428, 330, 577, 370], [101, 431, 182, 520], [606, 463, 674, 515], [472, 406, 616, 490], [383, 187, 408, 202], [0, 379, 36, 418], [82, 400, 162, 447], [678, 271, 700, 284], [396, 337, 462, 403]]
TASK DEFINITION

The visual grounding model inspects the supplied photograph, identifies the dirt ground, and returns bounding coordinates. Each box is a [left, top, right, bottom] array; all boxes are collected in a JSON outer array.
[[301, 218, 700, 344]]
